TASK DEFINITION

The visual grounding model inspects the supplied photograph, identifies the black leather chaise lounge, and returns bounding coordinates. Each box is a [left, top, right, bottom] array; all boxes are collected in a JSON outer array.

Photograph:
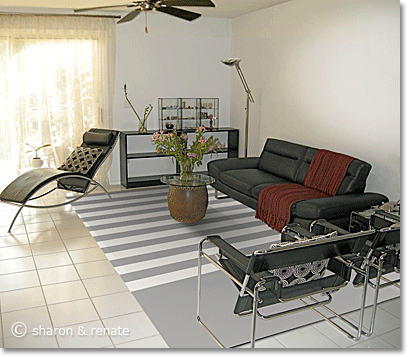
[[0, 128, 119, 232]]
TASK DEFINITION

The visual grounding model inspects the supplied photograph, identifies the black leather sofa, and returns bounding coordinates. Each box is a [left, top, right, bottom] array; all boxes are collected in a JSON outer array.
[[207, 138, 388, 229]]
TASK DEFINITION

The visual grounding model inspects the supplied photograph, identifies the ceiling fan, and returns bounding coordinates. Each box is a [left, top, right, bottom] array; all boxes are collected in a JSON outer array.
[[74, 1, 216, 27]]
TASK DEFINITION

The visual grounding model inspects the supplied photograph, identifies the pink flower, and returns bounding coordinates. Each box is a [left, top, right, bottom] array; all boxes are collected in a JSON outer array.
[[196, 126, 206, 133], [198, 137, 208, 144], [181, 135, 188, 140], [187, 153, 197, 157], [208, 146, 215, 151], [151, 132, 160, 140]]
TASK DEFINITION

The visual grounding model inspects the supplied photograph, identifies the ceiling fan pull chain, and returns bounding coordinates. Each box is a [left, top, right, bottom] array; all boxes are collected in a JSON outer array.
[[145, 11, 149, 34]]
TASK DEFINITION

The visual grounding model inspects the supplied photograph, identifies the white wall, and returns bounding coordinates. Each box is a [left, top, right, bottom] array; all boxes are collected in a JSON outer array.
[[230, 0, 400, 200], [110, 14, 232, 184]]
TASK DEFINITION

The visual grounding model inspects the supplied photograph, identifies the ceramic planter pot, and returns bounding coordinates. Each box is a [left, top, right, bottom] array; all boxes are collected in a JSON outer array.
[[31, 158, 43, 168]]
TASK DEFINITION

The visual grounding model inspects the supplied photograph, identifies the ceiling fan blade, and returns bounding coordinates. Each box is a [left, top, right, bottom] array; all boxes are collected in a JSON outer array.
[[161, 0, 215, 7], [74, 4, 134, 12], [156, 6, 201, 21], [117, 9, 142, 24]]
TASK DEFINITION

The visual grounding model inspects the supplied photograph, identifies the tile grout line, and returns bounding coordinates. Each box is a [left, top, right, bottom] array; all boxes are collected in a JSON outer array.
[[376, 327, 400, 348], [13, 207, 61, 348], [0, 299, 4, 347], [48, 201, 117, 348], [48, 197, 161, 347], [68, 193, 169, 348]]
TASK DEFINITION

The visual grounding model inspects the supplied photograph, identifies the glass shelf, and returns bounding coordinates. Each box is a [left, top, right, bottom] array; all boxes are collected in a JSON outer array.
[[159, 98, 219, 131], [161, 173, 215, 187]]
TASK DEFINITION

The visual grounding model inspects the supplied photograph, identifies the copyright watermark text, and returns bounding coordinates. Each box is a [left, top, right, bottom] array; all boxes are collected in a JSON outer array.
[[11, 322, 130, 338]]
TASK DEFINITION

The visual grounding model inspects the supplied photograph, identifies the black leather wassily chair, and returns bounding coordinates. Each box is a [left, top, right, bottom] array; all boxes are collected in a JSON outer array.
[[292, 217, 400, 339], [0, 128, 119, 232], [350, 222, 400, 336], [197, 228, 375, 348]]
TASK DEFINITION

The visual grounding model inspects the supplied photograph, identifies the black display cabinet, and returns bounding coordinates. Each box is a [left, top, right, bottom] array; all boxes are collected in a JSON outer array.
[[119, 127, 239, 188]]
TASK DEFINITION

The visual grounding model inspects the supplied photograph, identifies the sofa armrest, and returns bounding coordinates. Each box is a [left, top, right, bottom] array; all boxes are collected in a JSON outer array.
[[292, 193, 388, 220], [207, 157, 260, 180]]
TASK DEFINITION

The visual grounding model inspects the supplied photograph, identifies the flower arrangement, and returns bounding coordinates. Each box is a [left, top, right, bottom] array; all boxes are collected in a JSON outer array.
[[123, 84, 153, 133], [151, 126, 225, 181]]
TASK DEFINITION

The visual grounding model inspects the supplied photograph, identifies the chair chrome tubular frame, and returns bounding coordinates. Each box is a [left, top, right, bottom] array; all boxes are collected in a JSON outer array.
[[197, 234, 371, 348], [304, 260, 371, 341], [366, 250, 400, 336], [197, 237, 228, 348], [4, 175, 111, 233], [354, 224, 400, 337], [252, 252, 371, 342]]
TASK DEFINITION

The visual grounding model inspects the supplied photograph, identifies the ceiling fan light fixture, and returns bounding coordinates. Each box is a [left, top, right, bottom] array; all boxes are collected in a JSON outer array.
[[74, 0, 215, 29]]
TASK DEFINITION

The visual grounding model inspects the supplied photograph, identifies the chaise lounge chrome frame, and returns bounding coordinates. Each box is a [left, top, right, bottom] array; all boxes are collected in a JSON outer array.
[[0, 128, 119, 233], [3, 173, 111, 233], [197, 230, 375, 348]]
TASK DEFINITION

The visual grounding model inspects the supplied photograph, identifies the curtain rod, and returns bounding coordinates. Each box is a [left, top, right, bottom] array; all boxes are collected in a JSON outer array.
[[0, 12, 121, 19]]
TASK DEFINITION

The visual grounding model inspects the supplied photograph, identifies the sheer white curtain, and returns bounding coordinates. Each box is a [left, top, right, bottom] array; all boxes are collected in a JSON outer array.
[[0, 14, 116, 187]]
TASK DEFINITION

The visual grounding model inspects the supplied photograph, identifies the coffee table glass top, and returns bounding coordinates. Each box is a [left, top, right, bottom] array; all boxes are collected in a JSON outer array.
[[160, 173, 215, 187]]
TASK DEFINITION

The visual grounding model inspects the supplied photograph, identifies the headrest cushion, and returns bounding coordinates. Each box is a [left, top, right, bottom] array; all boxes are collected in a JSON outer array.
[[83, 131, 113, 146]]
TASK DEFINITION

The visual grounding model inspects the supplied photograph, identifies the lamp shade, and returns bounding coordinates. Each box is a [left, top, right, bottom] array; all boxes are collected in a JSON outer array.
[[221, 58, 241, 66]]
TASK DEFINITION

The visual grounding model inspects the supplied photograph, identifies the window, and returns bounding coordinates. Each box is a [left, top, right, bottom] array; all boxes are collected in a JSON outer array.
[[0, 15, 115, 186]]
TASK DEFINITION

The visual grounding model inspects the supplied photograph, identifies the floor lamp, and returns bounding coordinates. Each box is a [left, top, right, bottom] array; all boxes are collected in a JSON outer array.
[[221, 58, 254, 157]]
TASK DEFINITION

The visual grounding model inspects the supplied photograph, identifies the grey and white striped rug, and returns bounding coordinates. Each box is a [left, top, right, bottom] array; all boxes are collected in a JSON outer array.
[[71, 187, 400, 348], [72, 186, 280, 294]]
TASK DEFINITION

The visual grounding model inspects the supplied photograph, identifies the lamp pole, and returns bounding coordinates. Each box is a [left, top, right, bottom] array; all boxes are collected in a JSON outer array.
[[221, 58, 254, 157]]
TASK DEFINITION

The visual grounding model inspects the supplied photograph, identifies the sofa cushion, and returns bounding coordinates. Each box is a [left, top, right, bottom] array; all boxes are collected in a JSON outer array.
[[208, 157, 260, 181], [258, 139, 310, 182], [291, 193, 388, 220], [251, 182, 289, 200], [258, 139, 372, 194], [219, 169, 290, 197], [337, 160, 372, 194]]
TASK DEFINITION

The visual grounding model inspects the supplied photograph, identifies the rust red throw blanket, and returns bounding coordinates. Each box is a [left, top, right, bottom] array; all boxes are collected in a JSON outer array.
[[303, 149, 355, 196], [255, 184, 329, 232], [256, 149, 354, 232]]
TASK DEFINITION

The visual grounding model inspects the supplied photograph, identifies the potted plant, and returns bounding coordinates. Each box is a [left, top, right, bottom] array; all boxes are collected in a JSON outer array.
[[26, 143, 51, 168], [151, 126, 224, 181]]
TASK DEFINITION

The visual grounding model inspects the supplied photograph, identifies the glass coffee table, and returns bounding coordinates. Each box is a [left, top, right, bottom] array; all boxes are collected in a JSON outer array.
[[160, 173, 215, 223]]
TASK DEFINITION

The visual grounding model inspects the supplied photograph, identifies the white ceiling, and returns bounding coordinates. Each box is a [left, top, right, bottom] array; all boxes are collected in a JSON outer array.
[[0, 0, 293, 18]]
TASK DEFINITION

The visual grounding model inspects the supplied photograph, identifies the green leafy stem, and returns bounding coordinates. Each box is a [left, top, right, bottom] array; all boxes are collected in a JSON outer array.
[[25, 143, 51, 158], [123, 84, 153, 127]]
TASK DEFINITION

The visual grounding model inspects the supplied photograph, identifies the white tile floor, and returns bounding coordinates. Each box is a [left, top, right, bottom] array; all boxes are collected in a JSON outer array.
[[0, 184, 401, 349]]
